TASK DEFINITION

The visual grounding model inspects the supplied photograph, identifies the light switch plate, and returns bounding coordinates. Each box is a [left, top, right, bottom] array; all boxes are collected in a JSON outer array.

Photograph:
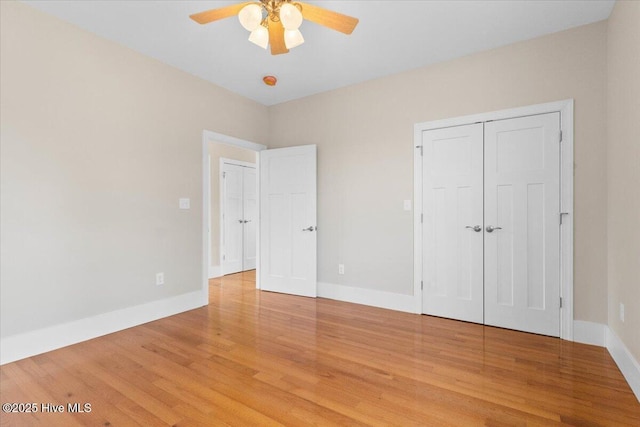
[[179, 198, 190, 210]]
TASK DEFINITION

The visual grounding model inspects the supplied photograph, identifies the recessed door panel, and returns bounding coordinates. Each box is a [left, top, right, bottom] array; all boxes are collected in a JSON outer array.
[[267, 193, 288, 277], [456, 186, 473, 300], [496, 184, 514, 306], [496, 127, 545, 172], [526, 183, 545, 310]]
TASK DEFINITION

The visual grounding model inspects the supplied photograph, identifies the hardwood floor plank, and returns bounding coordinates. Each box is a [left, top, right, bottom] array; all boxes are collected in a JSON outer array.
[[1, 270, 639, 426]]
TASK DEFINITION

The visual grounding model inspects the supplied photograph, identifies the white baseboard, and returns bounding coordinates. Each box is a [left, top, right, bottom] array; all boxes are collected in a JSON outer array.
[[573, 320, 607, 346], [317, 282, 416, 313], [0, 290, 206, 365], [209, 265, 222, 279], [606, 328, 640, 401], [572, 320, 640, 401]]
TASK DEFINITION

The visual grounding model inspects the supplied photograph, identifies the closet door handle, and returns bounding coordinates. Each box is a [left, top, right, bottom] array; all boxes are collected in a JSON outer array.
[[486, 225, 502, 233], [465, 225, 482, 232], [302, 226, 316, 232]]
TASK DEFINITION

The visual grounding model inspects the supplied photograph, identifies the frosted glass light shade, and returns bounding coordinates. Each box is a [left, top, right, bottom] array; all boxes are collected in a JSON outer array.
[[238, 4, 262, 31], [249, 26, 269, 49], [280, 3, 303, 30], [284, 29, 304, 49]]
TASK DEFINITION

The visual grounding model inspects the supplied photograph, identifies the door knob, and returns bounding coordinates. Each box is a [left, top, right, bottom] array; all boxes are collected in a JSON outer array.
[[302, 226, 316, 232], [486, 225, 502, 233], [465, 225, 482, 232]]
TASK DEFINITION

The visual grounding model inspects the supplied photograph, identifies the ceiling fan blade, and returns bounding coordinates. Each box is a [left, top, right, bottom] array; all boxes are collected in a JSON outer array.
[[268, 18, 289, 55], [189, 2, 253, 24], [298, 2, 359, 35]]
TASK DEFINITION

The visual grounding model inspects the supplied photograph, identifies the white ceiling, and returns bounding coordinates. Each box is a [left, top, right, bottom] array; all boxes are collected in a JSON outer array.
[[22, 0, 615, 106]]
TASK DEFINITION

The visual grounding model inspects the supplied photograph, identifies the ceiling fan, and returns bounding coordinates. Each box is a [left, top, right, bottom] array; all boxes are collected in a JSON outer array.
[[190, 1, 359, 55]]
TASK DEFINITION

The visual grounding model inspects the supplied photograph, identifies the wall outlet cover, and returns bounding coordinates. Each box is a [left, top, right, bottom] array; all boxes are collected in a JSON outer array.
[[179, 198, 190, 210]]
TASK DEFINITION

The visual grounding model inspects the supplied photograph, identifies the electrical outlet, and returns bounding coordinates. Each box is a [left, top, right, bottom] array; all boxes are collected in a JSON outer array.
[[620, 303, 625, 322], [156, 272, 164, 286], [179, 198, 190, 210], [338, 264, 345, 275]]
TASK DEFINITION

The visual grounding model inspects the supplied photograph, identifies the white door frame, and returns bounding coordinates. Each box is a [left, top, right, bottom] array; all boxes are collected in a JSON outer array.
[[220, 158, 256, 275], [202, 130, 266, 304], [413, 99, 574, 340]]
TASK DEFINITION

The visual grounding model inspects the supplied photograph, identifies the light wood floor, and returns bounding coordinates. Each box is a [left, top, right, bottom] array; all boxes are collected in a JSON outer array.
[[1, 271, 638, 426]]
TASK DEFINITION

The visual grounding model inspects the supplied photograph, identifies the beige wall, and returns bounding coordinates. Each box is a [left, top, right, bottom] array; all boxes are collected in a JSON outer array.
[[269, 21, 609, 324], [606, 0, 640, 361], [208, 142, 257, 269], [0, 2, 268, 337]]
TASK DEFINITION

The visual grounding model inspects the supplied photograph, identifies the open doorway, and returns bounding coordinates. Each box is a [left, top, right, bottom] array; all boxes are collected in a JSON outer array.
[[201, 130, 266, 302]]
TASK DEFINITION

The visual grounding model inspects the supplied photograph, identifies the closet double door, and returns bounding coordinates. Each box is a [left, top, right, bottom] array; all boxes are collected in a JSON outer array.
[[222, 161, 257, 275], [422, 113, 561, 337]]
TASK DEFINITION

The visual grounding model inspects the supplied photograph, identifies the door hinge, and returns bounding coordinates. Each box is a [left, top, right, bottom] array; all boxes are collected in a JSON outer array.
[[560, 297, 563, 308], [560, 212, 569, 225], [421, 213, 423, 224], [421, 280, 423, 290], [559, 130, 563, 143], [416, 145, 423, 156], [222, 255, 225, 261], [222, 172, 226, 179]]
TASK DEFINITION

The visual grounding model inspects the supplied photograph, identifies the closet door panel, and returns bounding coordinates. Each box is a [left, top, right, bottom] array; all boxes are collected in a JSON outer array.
[[422, 124, 484, 324], [484, 113, 561, 337]]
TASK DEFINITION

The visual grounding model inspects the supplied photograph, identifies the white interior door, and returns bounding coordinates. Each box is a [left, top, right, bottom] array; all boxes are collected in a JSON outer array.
[[484, 113, 561, 336], [422, 124, 484, 323], [222, 163, 243, 275], [243, 167, 257, 270], [222, 161, 256, 275], [260, 145, 317, 297]]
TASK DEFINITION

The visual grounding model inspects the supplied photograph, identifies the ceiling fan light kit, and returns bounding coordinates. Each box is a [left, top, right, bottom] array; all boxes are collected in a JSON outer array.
[[190, 0, 359, 55], [249, 25, 269, 49], [238, 3, 263, 31], [240, 1, 304, 51], [284, 28, 304, 49], [279, 2, 303, 30]]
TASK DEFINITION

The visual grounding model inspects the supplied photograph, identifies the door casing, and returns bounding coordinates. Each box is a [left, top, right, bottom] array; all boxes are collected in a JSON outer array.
[[201, 131, 266, 305], [413, 99, 574, 340]]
